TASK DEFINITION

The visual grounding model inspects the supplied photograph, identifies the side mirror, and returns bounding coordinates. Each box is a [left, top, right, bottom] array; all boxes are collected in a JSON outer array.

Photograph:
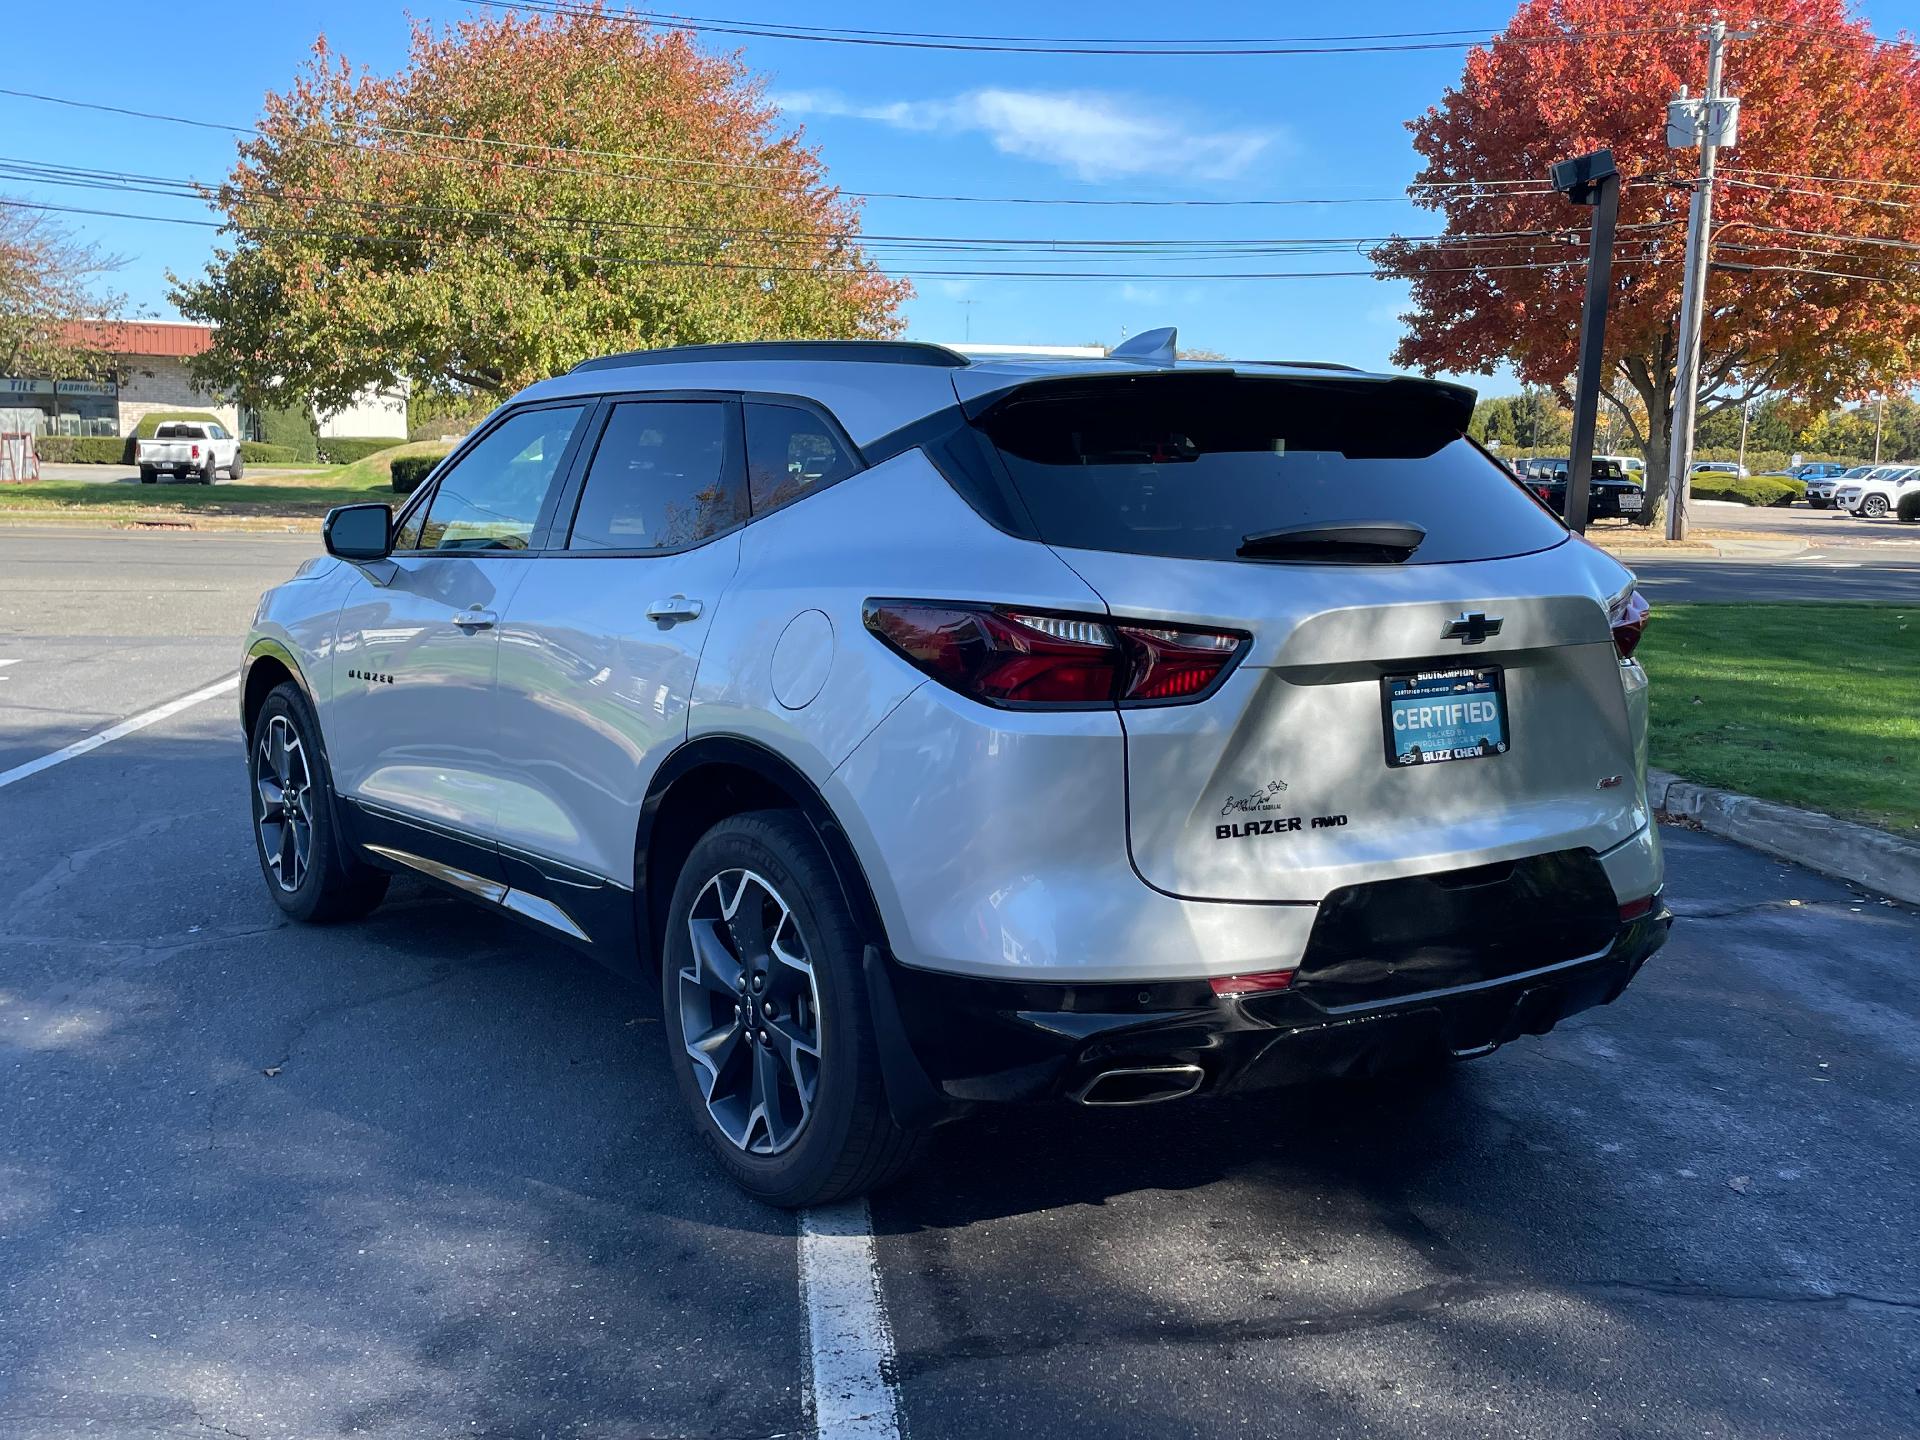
[[323, 502, 393, 561]]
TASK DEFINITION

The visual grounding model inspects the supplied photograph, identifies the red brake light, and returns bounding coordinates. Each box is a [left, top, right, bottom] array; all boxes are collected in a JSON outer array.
[[1210, 969, 1296, 998], [863, 601, 1242, 708], [1609, 589, 1650, 661], [191, 444, 201, 459]]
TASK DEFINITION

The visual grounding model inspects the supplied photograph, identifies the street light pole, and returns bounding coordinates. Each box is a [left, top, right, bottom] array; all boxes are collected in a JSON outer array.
[[1664, 18, 1739, 540], [1551, 148, 1621, 536]]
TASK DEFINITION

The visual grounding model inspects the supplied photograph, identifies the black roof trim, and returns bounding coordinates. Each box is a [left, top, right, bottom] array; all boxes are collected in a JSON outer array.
[[570, 340, 971, 374], [1233, 359, 1362, 372]]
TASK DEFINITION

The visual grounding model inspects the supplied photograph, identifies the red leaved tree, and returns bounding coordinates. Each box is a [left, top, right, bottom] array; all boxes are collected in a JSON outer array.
[[1375, 0, 1920, 506]]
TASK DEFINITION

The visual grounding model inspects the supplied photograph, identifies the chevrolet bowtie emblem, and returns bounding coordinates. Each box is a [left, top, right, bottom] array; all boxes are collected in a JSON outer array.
[[1442, 612, 1503, 645]]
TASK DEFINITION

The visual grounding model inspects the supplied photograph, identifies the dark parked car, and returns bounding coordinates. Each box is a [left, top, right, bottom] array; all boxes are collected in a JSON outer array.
[[1521, 458, 1651, 526]]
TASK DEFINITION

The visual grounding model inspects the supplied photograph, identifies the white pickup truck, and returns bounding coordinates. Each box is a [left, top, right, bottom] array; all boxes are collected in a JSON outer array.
[[136, 421, 243, 484]]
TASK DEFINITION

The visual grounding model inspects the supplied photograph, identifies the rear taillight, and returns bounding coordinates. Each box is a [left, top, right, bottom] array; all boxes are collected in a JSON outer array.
[[191, 444, 201, 459], [1210, 969, 1296, 999], [1609, 588, 1650, 661], [863, 600, 1243, 708]]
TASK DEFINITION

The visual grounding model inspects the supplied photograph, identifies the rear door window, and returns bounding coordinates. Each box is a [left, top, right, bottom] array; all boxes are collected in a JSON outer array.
[[566, 400, 746, 552], [744, 402, 859, 514], [971, 374, 1568, 565]]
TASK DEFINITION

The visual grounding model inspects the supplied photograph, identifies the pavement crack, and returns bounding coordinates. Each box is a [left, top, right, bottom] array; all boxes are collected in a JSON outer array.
[[1669, 897, 1871, 921]]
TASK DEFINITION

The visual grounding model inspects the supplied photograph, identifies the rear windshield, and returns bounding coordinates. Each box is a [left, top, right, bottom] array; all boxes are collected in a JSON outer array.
[[969, 374, 1567, 565], [154, 424, 205, 439]]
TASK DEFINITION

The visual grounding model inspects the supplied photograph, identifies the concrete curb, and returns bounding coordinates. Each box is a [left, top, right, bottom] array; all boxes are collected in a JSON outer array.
[[1649, 767, 1920, 905]]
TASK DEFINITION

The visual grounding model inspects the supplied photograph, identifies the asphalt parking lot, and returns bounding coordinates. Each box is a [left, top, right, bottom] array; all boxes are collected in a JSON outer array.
[[2, 527, 1917, 1438]]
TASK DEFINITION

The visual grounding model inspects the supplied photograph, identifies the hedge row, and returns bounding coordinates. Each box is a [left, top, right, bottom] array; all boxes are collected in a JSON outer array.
[[389, 456, 441, 493], [33, 436, 126, 464], [1690, 474, 1806, 507], [317, 435, 408, 465], [31, 436, 298, 466]]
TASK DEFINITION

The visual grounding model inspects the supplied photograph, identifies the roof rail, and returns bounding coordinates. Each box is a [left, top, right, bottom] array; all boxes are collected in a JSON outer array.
[[1237, 359, 1363, 372], [569, 340, 971, 374]]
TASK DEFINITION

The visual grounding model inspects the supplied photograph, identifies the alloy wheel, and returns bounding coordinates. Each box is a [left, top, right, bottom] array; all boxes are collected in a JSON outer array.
[[255, 714, 314, 893], [677, 868, 822, 1155]]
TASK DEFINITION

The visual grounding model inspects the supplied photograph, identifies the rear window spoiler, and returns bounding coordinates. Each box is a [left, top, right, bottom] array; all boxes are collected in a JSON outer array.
[[959, 371, 1479, 462]]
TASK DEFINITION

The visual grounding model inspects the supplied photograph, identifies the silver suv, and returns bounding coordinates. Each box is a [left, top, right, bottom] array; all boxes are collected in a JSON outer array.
[[242, 334, 1669, 1205]]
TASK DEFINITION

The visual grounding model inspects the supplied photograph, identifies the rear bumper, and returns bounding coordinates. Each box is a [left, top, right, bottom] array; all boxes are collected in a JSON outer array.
[[875, 903, 1671, 1115]]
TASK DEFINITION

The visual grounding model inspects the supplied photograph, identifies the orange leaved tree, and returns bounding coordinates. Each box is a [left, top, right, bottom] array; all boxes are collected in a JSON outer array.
[[173, 4, 909, 413]]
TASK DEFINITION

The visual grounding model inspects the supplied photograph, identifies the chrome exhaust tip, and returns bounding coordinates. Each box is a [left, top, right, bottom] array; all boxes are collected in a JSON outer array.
[[1073, 1064, 1206, 1106]]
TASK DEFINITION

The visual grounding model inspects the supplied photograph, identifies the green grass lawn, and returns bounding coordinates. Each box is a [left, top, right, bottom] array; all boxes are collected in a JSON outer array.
[[1640, 603, 1919, 835], [0, 442, 451, 522]]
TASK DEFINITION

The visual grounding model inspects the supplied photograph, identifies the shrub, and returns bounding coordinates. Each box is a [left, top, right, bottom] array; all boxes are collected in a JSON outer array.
[[390, 456, 441, 493], [131, 410, 225, 439], [1690, 474, 1804, 507], [33, 436, 127, 464], [1900, 490, 1920, 522], [239, 442, 298, 465], [257, 404, 319, 463], [318, 435, 408, 465]]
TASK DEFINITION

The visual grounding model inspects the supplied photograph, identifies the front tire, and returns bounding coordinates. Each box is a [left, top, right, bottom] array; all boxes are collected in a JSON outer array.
[[249, 683, 389, 923], [1862, 494, 1890, 518], [662, 811, 925, 1207]]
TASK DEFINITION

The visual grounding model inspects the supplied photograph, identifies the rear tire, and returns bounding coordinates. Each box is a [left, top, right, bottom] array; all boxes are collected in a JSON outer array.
[[661, 810, 926, 1207], [139, 466, 156, 484], [229, 454, 245, 481], [248, 682, 389, 923], [201, 459, 218, 485]]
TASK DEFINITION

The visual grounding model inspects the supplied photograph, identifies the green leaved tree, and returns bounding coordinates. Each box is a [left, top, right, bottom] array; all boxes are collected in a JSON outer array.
[[172, 5, 910, 412]]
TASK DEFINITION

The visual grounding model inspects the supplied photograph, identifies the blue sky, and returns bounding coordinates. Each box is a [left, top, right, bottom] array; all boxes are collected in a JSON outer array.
[[7, 1, 1919, 390]]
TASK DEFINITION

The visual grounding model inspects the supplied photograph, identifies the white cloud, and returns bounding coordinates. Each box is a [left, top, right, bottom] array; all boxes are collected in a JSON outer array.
[[774, 87, 1277, 183], [1118, 283, 1167, 304], [935, 279, 977, 299]]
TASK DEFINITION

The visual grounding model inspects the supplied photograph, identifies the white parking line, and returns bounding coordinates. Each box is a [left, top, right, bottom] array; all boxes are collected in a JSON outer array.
[[800, 1200, 903, 1440], [0, 674, 238, 791]]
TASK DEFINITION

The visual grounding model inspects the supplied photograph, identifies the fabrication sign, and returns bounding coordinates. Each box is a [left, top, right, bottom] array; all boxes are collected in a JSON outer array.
[[1, 378, 119, 398]]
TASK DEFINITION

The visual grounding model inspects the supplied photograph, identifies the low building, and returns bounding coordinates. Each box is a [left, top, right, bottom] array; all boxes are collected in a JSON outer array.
[[0, 320, 407, 441]]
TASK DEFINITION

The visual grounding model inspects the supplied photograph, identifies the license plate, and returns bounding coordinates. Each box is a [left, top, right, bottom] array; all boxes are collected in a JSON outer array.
[[1619, 491, 1644, 512], [1384, 668, 1509, 767]]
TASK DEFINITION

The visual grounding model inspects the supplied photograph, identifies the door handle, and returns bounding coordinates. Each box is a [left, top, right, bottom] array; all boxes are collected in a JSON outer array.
[[452, 609, 497, 631], [646, 595, 704, 623]]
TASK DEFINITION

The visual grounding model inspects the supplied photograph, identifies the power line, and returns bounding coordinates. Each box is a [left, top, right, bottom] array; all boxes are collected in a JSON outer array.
[[0, 84, 1556, 208], [0, 155, 1619, 256], [480, 2, 1689, 57], [0, 195, 1659, 283]]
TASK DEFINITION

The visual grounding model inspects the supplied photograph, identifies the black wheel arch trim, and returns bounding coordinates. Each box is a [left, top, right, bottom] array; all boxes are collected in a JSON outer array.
[[637, 735, 956, 1130], [636, 734, 890, 969]]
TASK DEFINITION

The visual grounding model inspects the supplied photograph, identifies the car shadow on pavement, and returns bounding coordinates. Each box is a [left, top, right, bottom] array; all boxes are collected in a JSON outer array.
[[0, 728, 811, 1439]]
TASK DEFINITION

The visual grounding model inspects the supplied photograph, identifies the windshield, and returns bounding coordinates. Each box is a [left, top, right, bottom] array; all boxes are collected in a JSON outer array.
[[969, 374, 1568, 566]]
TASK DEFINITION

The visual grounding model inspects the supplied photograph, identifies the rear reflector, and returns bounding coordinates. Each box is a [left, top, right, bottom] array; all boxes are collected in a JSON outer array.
[[1209, 969, 1296, 998], [864, 600, 1243, 708], [1618, 895, 1655, 922]]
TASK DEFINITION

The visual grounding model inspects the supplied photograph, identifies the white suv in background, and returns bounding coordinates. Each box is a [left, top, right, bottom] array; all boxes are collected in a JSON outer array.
[[1838, 464, 1920, 518], [240, 334, 1669, 1205]]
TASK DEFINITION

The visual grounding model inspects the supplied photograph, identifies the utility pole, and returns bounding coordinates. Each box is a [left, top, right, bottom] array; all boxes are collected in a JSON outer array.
[[1664, 18, 1743, 540], [1737, 396, 1752, 475], [1551, 148, 1621, 535], [1875, 393, 1885, 462]]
